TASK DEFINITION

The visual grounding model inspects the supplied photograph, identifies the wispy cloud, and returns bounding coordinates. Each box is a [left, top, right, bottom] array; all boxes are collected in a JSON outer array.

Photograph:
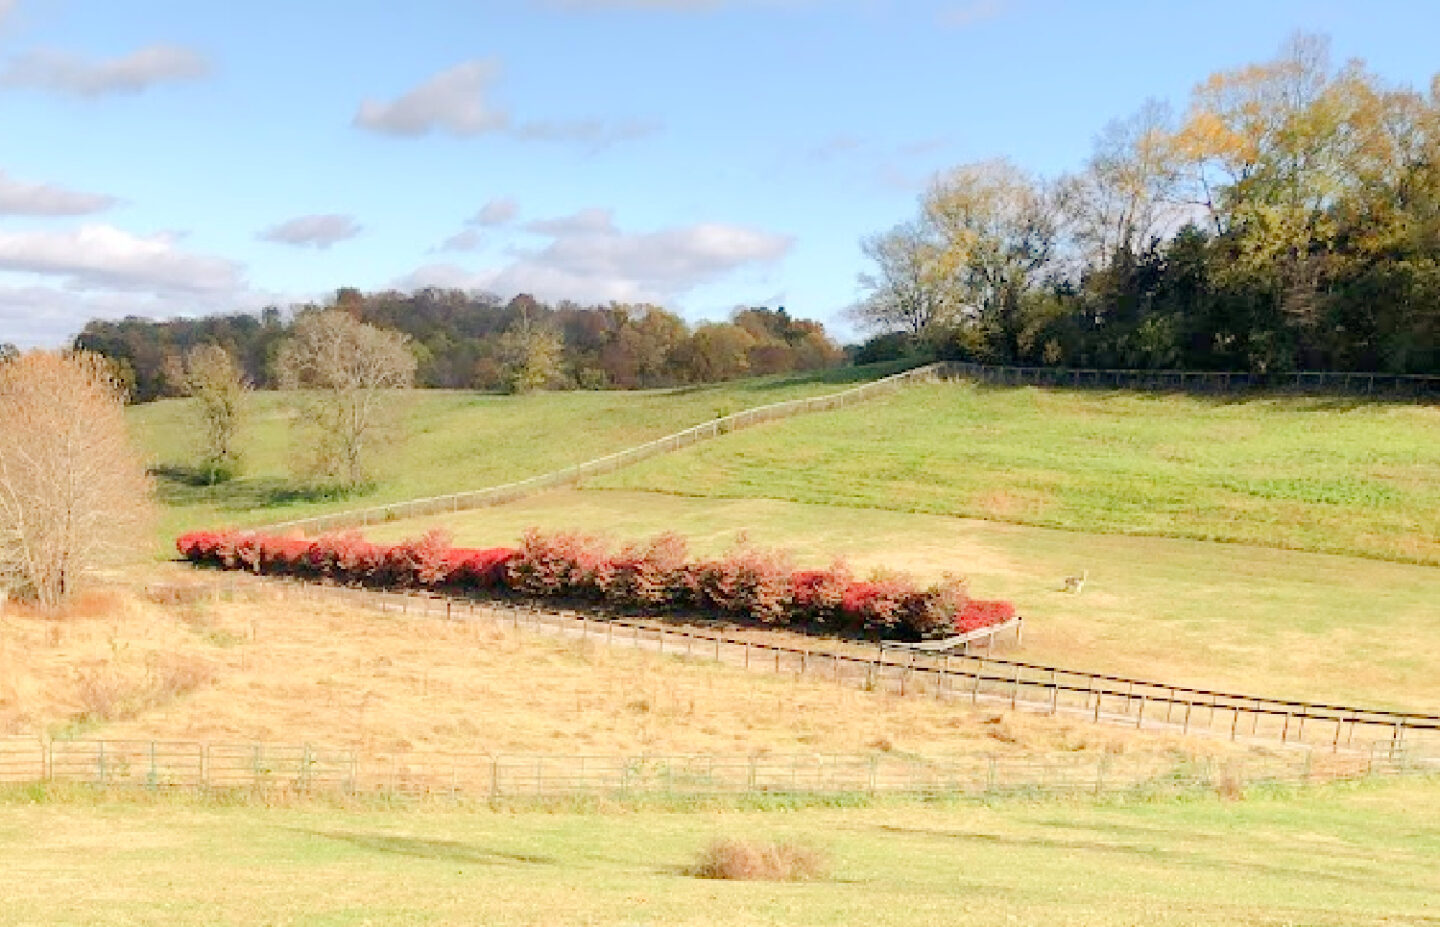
[[0, 170, 117, 216], [432, 198, 520, 252], [0, 44, 210, 97], [437, 228, 486, 253], [354, 60, 509, 137], [472, 197, 519, 226], [354, 59, 659, 147], [258, 214, 363, 249]]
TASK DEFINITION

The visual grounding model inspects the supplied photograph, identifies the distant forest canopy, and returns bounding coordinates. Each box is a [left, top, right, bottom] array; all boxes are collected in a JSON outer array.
[[852, 34, 1440, 375], [73, 289, 845, 403]]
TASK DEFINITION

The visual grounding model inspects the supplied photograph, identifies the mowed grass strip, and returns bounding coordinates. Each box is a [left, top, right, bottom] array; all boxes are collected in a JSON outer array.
[[0, 779, 1436, 926], [370, 490, 1440, 712], [591, 382, 1440, 564], [127, 363, 906, 546]]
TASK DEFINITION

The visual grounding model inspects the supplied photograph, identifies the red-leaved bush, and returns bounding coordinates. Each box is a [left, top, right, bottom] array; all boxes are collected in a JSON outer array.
[[175, 527, 1017, 641], [690, 540, 795, 623], [605, 532, 690, 607]]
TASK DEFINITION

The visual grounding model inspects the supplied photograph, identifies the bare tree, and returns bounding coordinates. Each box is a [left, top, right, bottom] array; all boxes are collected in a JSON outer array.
[[1065, 99, 1183, 265], [275, 310, 417, 489], [852, 219, 953, 339], [183, 344, 249, 483], [0, 351, 153, 610]]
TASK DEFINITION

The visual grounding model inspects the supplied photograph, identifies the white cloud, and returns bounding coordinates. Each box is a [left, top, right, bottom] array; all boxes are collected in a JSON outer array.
[[471, 197, 519, 226], [0, 1, 15, 25], [354, 60, 509, 137], [403, 211, 792, 304], [354, 59, 659, 147], [938, 0, 1007, 28], [258, 213, 363, 249], [0, 44, 210, 97], [0, 224, 243, 293], [0, 170, 117, 216]]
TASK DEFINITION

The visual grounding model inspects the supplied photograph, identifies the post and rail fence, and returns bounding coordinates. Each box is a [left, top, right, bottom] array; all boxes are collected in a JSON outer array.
[[936, 361, 1440, 398], [212, 578, 1440, 760]]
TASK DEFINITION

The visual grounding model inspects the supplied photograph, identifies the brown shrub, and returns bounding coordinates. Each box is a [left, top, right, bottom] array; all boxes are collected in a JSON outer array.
[[691, 838, 828, 881]]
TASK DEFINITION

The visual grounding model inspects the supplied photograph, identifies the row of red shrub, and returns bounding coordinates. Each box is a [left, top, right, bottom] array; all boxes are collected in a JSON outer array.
[[176, 527, 1016, 640]]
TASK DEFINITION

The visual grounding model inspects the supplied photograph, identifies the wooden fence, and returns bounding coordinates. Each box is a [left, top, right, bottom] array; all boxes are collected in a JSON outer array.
[[0, 736, 1417, 800], [255, 580, 1440, 758], [266, 363, 946, 535], [937, 361, 1440, 397]]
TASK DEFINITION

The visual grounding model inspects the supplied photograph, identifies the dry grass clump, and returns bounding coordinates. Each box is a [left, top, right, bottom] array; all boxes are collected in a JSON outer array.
[[691, 837, 828, 881]]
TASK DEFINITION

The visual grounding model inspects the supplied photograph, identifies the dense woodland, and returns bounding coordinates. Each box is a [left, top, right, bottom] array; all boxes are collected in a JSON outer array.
[[71, 291, 844, 403], [853, 35, 1440, 374]]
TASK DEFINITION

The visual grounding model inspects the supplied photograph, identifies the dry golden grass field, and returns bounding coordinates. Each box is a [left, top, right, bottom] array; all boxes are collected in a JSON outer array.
[[0, 569, 1251, 765]]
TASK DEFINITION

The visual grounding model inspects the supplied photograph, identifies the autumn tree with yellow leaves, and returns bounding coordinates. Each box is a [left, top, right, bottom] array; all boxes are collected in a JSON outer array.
[[856, 33, 1440, 374]]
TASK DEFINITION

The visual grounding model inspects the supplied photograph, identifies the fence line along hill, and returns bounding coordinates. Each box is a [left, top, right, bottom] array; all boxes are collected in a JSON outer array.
[[258, 359, 1436, 539], [263, 363, 947, 534], [204, 578, 1440, 760]]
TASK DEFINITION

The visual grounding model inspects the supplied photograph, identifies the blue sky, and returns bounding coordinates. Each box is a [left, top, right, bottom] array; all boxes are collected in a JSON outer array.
[[2, 0, 1439, 347]]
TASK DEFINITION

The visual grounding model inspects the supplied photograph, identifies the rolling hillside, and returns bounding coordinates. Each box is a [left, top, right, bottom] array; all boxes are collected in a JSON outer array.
[[590, 382, 1440, 564], [128, 363, 906, 545]]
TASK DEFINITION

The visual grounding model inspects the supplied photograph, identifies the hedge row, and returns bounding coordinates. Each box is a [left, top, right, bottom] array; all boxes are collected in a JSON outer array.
[[176, 527, 1017, 641]]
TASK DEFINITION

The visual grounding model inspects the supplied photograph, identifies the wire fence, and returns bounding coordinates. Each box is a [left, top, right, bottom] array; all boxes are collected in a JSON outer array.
[[240, 579, 1440, 759], [266, 363, 946, 535], [937, 361, 1440, 398], [0, 735, 1423, 800]]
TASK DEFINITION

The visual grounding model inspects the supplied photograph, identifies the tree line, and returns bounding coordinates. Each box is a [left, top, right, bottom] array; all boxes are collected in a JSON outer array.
[[853, 34, 1440, 374], [72, 289, 845, 403]]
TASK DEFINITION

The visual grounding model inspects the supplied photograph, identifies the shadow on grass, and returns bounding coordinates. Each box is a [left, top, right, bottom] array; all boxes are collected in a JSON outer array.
[[965, 379, 1417, 412], [303, 829, 554, 866], [151, 465, 364, 513], [870, 822, 1421, 891]]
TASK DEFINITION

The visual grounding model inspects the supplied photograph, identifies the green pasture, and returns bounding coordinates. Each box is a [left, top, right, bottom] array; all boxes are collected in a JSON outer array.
[[1, 779, 1436, 926], [128, 363, 904, 546], [592, 382, 1440, 564], [369, 489, 1440, 712]]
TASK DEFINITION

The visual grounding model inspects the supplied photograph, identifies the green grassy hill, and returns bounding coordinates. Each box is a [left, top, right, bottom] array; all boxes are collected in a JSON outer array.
[[590, 382, 1440, 564], [129, 363, 905, 544]]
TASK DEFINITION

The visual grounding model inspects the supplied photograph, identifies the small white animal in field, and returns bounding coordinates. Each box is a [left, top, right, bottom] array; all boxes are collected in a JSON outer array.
[[1061, 569, 1088, 594]]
